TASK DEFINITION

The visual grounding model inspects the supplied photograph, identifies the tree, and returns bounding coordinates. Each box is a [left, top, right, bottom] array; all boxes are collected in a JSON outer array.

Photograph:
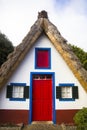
[[0, 32, 14, 66], [70, 44, 87, 70]]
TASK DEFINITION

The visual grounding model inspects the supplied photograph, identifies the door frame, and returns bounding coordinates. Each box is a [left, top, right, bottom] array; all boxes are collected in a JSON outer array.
[[29, 72, 56, 124]]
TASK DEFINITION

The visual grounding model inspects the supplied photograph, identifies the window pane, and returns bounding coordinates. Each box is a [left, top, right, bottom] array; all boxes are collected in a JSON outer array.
[[19, 87, 24, 93], [19, 92, 24, 98], [13, 92, 19, 98], [61, 87, 72, 98], [12, 86, 24, 98], [13, 86, 18, 93]]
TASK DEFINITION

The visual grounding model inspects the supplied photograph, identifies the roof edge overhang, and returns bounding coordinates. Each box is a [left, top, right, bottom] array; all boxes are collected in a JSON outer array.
[[43, 18, 87, 92], [0, 18, 44, 90]]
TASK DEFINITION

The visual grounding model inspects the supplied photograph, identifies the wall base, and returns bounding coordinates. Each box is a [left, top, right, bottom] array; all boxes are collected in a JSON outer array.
[[0, 110, 29, 125], [56, 109, 79, 124], [0, 109, 79, 125]]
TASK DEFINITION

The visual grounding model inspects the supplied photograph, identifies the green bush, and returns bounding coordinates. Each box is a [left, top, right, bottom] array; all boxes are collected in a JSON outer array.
[[73, 107, 87, 130]]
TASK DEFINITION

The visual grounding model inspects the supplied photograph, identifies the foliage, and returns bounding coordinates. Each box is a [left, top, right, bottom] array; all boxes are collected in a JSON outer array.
[[0, 32, 14, 66], [70, 44, 87, 70], [73, 107, 87, 130]]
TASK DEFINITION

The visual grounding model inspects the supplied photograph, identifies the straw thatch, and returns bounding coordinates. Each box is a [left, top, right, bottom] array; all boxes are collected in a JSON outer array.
[[0, 11, 87, 91]]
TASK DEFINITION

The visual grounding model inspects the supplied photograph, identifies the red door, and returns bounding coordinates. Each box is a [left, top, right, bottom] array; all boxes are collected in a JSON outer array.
[[32, 74, 52, 121]]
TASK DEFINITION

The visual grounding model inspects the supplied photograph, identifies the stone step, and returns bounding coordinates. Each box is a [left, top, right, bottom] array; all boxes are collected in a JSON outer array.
[[22, 124, 77, 130], [22, 124, 62, 130]]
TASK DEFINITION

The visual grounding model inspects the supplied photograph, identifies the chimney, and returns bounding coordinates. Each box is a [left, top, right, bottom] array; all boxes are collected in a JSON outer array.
[[38, 10, 48, 19]]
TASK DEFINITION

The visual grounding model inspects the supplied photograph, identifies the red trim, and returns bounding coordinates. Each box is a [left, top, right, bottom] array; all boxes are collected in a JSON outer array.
[[56, 109, 79, 124], [0, 109, 79, 124], [0, 110, 29, 125]]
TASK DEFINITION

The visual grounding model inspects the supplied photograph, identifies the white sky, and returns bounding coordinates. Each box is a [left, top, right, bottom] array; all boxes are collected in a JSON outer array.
[[0, 0, 87, 51]]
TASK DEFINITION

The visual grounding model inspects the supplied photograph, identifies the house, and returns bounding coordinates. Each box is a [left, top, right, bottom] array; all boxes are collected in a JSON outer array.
[[0, 10, 87, 125]]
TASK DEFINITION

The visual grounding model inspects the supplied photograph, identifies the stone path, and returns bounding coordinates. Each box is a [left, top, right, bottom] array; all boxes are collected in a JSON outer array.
[[22, 124, 77, 130], [22, 124, 62, 130], [0, 123, 77, 130]]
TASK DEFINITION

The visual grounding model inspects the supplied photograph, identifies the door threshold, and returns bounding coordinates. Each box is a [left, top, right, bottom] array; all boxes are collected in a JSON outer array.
[[32, 121, 53, 124]]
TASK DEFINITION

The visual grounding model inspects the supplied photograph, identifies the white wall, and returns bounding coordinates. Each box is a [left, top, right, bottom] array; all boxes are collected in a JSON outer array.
[[0, 34, 87, 110]]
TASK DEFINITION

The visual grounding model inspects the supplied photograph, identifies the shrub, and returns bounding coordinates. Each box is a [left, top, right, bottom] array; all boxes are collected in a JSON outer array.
[[73, 107, 87, 130]]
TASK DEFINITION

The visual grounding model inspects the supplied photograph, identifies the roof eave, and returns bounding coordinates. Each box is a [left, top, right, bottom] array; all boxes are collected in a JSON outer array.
[[43, 18, 87, 92], [0, 18, 44, 90]]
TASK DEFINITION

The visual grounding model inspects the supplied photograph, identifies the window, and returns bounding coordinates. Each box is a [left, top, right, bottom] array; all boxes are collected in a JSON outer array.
[[56, 83, 78, 101], [61, 87, 72, 98], [35, 48, 51, 69], [6, 83, 29, 101], [33, 74, 52, 80], [12, 86, 24, 98]]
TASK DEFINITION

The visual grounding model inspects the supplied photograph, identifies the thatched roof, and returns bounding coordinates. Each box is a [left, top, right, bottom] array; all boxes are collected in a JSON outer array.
[[0, 11, 87, 91]]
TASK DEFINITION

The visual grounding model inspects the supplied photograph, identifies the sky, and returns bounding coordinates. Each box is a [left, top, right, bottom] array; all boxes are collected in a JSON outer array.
[[0, 0, 87, 51]]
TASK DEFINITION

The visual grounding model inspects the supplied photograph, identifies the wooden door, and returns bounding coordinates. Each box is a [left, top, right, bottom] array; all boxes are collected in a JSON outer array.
[[32, 74, 52, 121]]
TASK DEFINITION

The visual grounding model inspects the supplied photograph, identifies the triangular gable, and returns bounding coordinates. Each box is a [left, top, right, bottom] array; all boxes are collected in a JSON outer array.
[[0, 10, 87, 92]]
